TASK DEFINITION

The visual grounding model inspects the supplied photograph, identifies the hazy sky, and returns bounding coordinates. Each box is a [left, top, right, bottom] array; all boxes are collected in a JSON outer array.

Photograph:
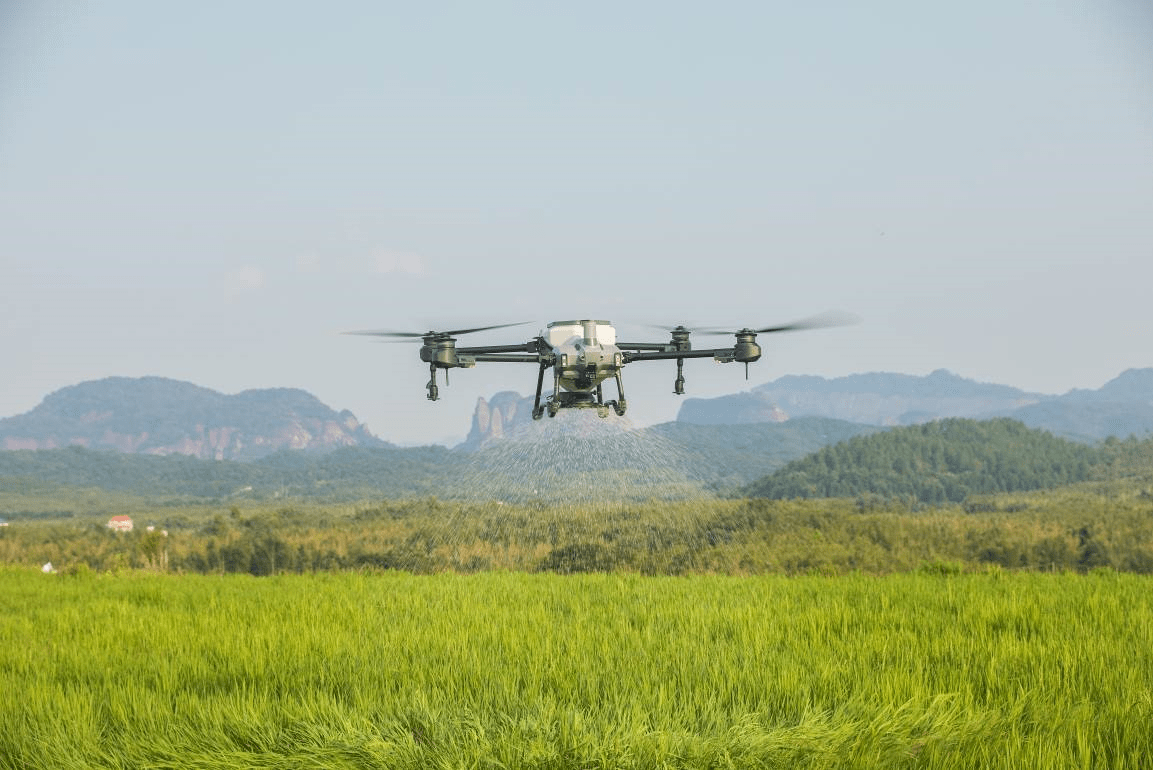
[[2, 1, 1151, 445]]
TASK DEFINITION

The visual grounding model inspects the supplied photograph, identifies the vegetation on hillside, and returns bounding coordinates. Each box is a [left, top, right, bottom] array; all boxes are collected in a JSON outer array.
[[0, 444, 459, 501], [648, 416, 882, 490], [0, 417, 877, 503], [744, 418, 1109, 503], [5, 417, 1153, 578], [5, 417, 1151, 508]]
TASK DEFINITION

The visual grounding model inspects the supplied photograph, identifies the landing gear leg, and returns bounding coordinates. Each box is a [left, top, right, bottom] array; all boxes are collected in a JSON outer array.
[[426, 363, 439, 401], [532, 361, 548, 420], [546, 369, 561, 418], [596, 384, 609, 417], [613, 371, 628, 416], [674, 357, 685, 395]]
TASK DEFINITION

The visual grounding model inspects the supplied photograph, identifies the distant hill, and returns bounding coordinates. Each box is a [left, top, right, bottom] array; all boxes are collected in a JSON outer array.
[[988, 369, 1153, 441], [0, 414, 879, 504], [0, 444, 455, 502], [5, 369, 1153, 507], [0, 377, 389, 460], [6, 413, 1150, 508], [644, 418, 883, 491], [0, 377, 880, 503], [743, 418, 1101, 503], [677, 368, 1153, 441]]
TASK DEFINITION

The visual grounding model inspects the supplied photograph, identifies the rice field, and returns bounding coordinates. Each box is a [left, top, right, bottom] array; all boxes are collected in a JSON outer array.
[[1, 567, 1150, 769]]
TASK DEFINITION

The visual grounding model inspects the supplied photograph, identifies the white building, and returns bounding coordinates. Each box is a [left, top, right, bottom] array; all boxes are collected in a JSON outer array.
[[107, 515, 133, 532]]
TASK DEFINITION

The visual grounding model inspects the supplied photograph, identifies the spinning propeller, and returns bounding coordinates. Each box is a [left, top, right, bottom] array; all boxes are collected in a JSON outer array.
[[344, 322, 529, 340], [698, 311, 860, 336]]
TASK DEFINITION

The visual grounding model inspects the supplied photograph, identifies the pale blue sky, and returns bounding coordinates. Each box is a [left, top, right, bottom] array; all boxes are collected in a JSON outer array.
[[2, 1, 1151, 445]]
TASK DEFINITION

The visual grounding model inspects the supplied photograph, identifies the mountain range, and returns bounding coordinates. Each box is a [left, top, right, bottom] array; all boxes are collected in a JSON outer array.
[[3, 368, 1152, 464], [0, 377, 388, 461], [2, 370, 1151, 504], [674, 368, 1153, 442]]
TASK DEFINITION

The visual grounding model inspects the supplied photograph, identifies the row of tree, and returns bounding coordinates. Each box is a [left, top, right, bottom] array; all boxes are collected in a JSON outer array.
[[7, 483, 1153, 577]]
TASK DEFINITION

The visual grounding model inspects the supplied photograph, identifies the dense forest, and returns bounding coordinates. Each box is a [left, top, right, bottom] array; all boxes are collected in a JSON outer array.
[[744, 418, 1122, 503]]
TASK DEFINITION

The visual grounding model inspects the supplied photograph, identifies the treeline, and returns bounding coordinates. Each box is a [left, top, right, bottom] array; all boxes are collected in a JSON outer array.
[[7, 485, 1153, 577], [744, 418, 1122, 503]]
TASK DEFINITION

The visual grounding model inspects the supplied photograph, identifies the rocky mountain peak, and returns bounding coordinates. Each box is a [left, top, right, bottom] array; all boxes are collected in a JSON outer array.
[[0, 377, 388, 460]]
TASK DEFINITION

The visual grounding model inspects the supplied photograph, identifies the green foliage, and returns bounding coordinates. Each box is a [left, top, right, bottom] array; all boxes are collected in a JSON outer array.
[[0, 418, 880, 506], [4, 420, 1153, 767], [745, 418, 1101, 503], [0, 568, 1150, 768], [0, 445, 462, 502], [5, 482, 1153, 578], [648, 417, 883, 490], [6, 416, 1153, 579], [536, 542, 617, 573]]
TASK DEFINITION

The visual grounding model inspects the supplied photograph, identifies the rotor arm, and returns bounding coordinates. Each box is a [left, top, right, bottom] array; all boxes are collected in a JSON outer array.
[[422, 337, 547, 369], [622, 348, 743, 363], [454, 341, 543, 356], [623, 343, 761, 395], [616, 342, 675, 351], [466, 353, 549, 364]]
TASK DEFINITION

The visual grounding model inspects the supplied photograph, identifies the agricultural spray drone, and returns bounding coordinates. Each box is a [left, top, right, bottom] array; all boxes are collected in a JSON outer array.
[[346, 314, 854, 420]]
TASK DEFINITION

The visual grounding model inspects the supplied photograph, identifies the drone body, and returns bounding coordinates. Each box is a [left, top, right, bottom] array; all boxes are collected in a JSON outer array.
[[349, 314, 851, 420], [539, 321, 625, 416]]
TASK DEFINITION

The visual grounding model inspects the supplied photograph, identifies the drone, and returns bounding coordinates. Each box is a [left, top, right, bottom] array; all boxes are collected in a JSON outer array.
[[347, 314, 853, 420]]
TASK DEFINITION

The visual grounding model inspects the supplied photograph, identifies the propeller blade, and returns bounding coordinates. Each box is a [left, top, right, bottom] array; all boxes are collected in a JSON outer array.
[[440, 322, 531, 336], [343, 330, 428, 338], [344, 322, 529, 338], [701, 311, 860, 336]]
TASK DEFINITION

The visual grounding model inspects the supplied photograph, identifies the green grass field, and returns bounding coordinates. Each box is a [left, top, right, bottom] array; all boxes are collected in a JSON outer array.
[[2, 567, 1150, 769]]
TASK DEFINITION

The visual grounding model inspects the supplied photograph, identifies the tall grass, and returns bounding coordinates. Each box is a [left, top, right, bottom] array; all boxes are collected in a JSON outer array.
[[1, 567, 1150, 768]]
